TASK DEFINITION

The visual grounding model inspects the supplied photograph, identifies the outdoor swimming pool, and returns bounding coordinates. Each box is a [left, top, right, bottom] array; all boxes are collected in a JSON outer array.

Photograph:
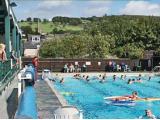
[[54, 75, 160, 119]]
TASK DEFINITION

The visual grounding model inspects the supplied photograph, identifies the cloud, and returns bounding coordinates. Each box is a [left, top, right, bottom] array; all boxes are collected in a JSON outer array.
[[85, 7, 109, 16], [25, 1, 72, 19], [37, 1, 72, 10], [89, 1, 112, 5], [83, 0, 112, 17], [120, 1, 160, 16]]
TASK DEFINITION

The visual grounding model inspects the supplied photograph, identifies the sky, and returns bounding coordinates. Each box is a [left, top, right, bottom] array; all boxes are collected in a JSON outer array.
[[11, 0, 160, 20]]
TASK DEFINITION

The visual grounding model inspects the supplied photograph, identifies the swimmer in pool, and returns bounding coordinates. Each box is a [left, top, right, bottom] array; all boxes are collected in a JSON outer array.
[[113, 75, 116, 81], [98, 74, 102, 80], [99, 74, 107, 83], [127, 79, 133, 84], [60, 78, 65, 84], [103, 73, 106, 79], [139, 74, 142, 77], [136, 78, 143, 83], [82, 75, 85, 80], [111, 91, 140, 101], [86, 75, 90, 82], [121, 75, 124, 80], [139, 109, 156, 119]]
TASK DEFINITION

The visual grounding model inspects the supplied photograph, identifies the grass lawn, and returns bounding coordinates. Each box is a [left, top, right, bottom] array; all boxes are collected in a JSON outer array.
[[19, 21, 83, 33]]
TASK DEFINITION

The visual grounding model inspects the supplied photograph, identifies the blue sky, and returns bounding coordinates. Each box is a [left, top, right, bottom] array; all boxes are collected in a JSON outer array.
[[11, 0, 160, 20]]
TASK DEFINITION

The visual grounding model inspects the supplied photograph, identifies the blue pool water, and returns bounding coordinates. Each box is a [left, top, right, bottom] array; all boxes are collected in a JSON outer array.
[[54, 75, 160, 119]]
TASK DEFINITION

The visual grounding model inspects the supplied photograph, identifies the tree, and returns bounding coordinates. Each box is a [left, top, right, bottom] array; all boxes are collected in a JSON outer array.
[[33, 18, 41, 22], [26, 17, 32, 22], [39, 15, 160, 59], [51, 28, 58, 36], [43, 18, 49, 23], [21, 26, 34, 35], [21, 19, 24, 22]]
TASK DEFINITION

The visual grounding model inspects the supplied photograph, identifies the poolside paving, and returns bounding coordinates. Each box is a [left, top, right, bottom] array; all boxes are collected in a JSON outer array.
[[35, 80, 62, 119]]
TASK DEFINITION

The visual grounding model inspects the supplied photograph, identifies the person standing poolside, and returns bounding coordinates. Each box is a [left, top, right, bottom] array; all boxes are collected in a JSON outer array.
[[32, 56, 39, 80], [139, 109, 156, 119]]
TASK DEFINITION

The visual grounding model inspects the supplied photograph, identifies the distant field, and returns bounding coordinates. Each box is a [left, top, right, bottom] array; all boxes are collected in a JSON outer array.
[[19, 21, 84, 33]]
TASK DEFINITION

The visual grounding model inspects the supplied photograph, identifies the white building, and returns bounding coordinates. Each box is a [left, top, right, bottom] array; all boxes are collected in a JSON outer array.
[[28, 35, 41, 43]]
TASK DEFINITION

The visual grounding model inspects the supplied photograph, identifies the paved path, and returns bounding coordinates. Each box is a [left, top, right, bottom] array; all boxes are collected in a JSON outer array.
[[35, 80, 62, 119]]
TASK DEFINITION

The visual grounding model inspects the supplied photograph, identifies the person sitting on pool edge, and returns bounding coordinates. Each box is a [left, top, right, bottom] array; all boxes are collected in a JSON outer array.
[[111, 91, 140, 101], [139, 109, 156, 119]]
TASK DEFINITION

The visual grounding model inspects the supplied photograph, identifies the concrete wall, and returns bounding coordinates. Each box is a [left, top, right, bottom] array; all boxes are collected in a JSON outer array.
[[0, 76, 18, 119]]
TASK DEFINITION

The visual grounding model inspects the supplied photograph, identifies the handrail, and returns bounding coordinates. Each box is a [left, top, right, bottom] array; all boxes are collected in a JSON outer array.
[[0, 69, 19, 94], [0, 59, 20, 94]]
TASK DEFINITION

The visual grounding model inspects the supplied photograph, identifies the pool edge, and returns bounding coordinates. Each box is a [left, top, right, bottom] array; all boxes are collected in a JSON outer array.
[[45, 79, 69, 106]]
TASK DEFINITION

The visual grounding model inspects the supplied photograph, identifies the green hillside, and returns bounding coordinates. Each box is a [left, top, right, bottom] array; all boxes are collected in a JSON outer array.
[[19, 21, 84, 34], [39, 15, 160, 59]]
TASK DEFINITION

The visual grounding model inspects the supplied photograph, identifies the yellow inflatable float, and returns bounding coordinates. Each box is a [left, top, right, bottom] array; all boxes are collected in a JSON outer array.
[[61, 92, 76, 96]]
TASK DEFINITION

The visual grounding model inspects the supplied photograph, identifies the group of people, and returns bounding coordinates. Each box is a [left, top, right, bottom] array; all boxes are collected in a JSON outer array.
[[127, 74, 152, 84], [63, 63, 87, 73], [72, 73, 153, 86], [105, 61, 130, 72], [73, 73, 107, 83]]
